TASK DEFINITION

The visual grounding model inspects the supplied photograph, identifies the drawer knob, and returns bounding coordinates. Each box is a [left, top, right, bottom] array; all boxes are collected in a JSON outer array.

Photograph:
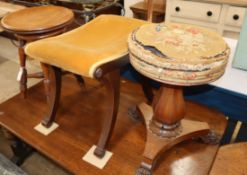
[[233, 14, 239, 20], [207, 11, 213, 17], [175, 7, 180, 12]]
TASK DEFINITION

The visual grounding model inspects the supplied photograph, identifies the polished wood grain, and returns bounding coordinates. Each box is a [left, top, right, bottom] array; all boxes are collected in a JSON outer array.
[[153, 85, 185, 124], [0, 76, 227, 175], [1, 6, 74, 34], [210, 142, 247, 175]]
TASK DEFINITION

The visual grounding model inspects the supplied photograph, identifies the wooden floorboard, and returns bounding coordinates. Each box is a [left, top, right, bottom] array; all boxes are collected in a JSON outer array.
[[0, 75, 227, 175]]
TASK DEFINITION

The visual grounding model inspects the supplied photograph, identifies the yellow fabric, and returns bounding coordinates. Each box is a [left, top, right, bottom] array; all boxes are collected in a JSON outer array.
[[25, 15, 147, 78]]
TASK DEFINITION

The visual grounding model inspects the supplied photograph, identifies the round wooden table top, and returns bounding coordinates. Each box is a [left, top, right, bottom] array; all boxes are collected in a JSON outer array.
[[210, 142, 247, 175], [1, 6, 74, 34]]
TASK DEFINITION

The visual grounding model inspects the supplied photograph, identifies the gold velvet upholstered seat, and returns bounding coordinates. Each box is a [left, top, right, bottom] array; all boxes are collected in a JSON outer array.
[[25, 15, 146, 78], [25, 14, 147, 158]]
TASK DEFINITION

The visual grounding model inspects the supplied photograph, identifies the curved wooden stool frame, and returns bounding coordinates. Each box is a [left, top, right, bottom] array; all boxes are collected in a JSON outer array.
[[40, 56, 128, 158]]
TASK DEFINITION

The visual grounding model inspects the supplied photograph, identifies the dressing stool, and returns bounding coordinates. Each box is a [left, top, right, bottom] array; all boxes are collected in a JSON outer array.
[[1, 5, 74, 98], [128, 22, 230, 174], [25, 14, 147, 157]]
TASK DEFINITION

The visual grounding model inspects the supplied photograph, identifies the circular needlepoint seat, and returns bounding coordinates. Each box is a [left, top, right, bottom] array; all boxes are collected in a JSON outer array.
[[128, 23, 230, 86]]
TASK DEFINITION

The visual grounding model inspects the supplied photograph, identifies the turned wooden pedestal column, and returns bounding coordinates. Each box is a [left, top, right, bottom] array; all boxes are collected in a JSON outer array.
[[136, 85, 210, 175]]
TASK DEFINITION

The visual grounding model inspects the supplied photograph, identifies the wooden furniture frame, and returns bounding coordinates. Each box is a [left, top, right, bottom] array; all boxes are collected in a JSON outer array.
[[135, 1, 221, 174], [135, 86, 217, 175], [40, 55, 129, 157]]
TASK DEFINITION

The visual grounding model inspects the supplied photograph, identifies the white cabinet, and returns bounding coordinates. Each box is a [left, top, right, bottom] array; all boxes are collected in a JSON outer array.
[[170, 0, 221, 23], [225, 6, 246, 27], [166, 0, 247, 39]]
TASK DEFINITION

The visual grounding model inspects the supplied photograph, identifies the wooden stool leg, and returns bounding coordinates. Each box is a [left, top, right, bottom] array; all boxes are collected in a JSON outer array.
[[40, 63, 62, 128], [94, 70, 120, 158], [1, 128, 33, 166], [18, 39, 27, 98]]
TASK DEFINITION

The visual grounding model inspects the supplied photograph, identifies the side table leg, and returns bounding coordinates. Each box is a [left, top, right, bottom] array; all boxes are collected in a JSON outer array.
[[2, 128, 33, 166], [10, 137, 33, 166], [18, 40, 27, 98]]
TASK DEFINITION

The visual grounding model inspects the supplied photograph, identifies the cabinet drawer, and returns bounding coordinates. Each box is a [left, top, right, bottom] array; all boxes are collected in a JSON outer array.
[[170, 0, 222, 23], [225, 6, 246, 27]]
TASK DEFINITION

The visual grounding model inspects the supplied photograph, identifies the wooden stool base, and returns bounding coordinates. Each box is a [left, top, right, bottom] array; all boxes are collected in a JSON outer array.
[[136, 103, 210, 175]]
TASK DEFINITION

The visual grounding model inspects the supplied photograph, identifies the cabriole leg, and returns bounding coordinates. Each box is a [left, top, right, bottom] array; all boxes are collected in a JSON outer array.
[[94, 70, 120, 158], [40, 63, 62, 128]]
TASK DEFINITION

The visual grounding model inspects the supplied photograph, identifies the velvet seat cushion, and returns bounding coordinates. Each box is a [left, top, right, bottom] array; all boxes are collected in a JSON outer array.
[[25, 15, 147, 78]]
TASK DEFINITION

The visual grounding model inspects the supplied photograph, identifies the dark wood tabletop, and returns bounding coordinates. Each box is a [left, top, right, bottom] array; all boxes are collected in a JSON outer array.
[[0, 76, 227, 175]]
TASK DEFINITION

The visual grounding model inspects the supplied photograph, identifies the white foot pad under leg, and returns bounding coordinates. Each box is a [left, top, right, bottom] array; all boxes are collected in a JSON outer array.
[[82, 145, 113, 169], [34, 122, 59, 136]]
